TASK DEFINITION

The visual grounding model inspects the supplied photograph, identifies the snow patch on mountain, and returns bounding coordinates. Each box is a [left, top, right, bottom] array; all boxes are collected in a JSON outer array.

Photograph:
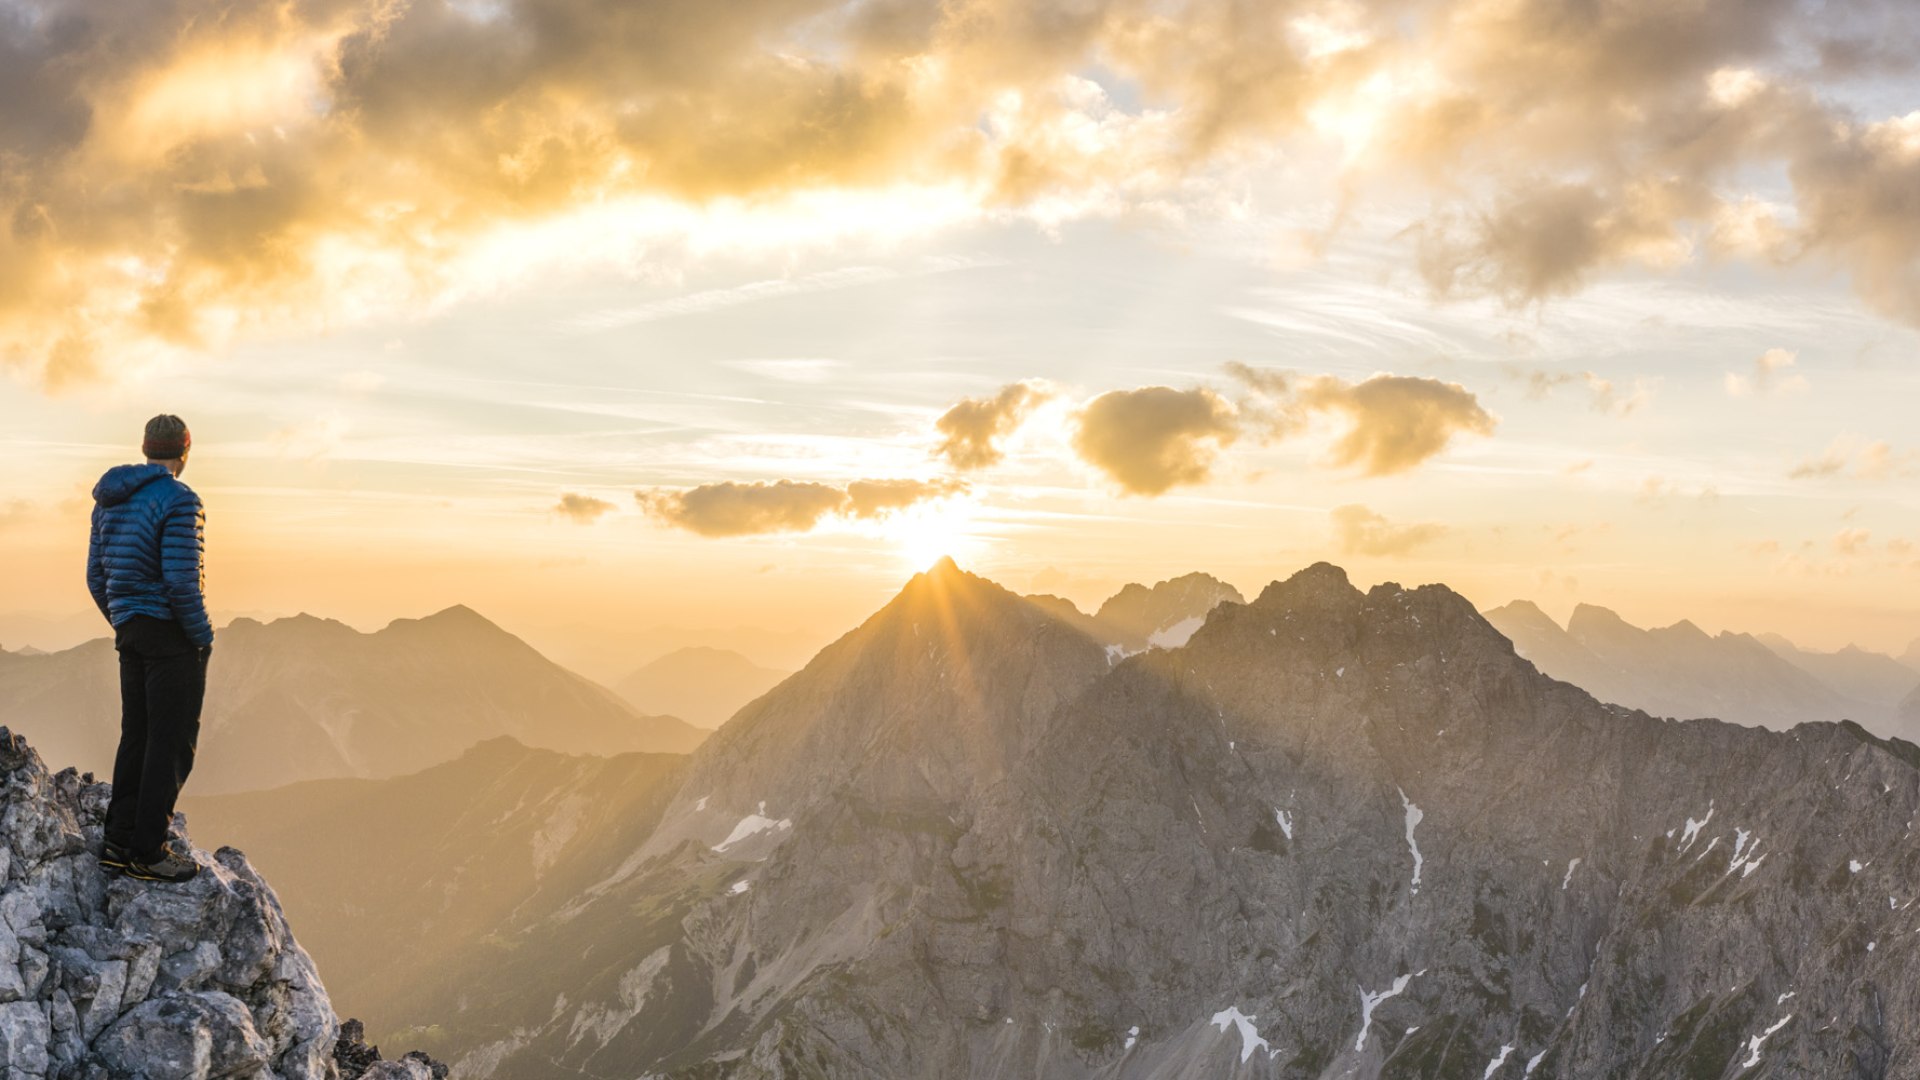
[[713, 802, 793, 852]]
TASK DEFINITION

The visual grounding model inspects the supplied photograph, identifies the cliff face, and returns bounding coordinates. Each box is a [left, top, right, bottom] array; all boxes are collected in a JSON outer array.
[[0, 725, 366, 1079]]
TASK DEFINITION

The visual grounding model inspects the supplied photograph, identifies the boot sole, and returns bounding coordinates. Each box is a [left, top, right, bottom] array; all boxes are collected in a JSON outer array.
[[124, 865, 197, 883]]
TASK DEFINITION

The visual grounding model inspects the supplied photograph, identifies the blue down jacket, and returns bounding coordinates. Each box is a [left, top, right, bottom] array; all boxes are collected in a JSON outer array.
[[86, 464, 214, 647]]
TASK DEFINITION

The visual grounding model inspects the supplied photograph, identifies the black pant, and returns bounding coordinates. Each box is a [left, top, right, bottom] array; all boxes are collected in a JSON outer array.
[[105, 615, 208, 860]]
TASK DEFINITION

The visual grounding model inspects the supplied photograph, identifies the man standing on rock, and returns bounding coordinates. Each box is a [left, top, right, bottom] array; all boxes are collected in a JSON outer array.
[[85, 414, 212, 884]]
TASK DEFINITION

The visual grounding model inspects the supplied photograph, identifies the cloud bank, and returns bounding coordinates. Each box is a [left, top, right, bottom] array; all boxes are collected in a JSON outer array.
[[6, 0, 1920, 385]]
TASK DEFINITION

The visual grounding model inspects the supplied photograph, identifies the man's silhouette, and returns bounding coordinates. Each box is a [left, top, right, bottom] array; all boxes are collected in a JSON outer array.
[[86, 414, 213, 883]]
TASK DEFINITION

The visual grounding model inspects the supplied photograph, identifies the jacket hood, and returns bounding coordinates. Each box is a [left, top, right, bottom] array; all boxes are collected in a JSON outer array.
[[93, 463, 172, 508]]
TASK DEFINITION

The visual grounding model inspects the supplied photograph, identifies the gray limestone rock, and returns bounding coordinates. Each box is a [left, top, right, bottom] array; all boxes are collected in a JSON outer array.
[[0, 726, 339, 1079]]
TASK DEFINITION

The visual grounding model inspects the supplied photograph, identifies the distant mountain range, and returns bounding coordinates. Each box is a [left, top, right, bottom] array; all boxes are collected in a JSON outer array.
[[1484, 600, 1920, 739], [1027, 571, 1245, 654], [616, 647, 791, 729], [186, 560, 1920, 1078], [1755, 633, 1920, 719], [0, 605, 706, 794]]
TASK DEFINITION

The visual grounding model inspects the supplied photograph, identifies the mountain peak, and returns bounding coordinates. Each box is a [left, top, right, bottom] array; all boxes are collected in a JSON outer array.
[[1656, 618, 1712, 643], [380, 604, 516, 642], [418, 603, 493, 626], [925, 554, 963, 577], [1484, 598, 1563, 632], [1567, 602, 1636, 636], [1253, 561, 1360, 609]]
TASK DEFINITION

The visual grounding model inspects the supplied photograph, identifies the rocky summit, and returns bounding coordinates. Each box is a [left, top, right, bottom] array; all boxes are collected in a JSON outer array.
[[0, 725, 445, 1079]]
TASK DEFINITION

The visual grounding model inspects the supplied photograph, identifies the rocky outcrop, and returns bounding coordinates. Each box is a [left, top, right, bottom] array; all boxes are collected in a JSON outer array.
[[333, 1019, 449, 1080], [0, 724, 446, 1079], [0, 724, 334, 1077]]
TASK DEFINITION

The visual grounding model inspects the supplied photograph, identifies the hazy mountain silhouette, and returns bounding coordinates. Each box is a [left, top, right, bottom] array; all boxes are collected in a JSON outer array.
[[528, 623, 830, 686], [1756, 633, 1920, 727], [191, 561, 1920, 1078], [182, 737, 686, 1049], [615, 646, 791, 728], [1482, 599, 1889, 735], [0, 605, 705, 794]]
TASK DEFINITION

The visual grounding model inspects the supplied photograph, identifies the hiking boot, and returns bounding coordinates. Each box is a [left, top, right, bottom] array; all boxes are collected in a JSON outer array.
[[126, 842, 198, 884], [99, 839, 133, 873]]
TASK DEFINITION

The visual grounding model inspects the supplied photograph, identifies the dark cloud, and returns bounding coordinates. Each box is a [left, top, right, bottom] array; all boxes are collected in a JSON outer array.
[[553, 493, 616, 524], [934, 381, 1051, 470], [1071, 385, 1239, 495], [639, 474, 964, 537], [1331, 504, 1447, 556]]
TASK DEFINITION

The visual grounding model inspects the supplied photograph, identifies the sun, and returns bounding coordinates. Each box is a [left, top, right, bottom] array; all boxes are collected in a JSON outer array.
[[885, 498, 983, 573]]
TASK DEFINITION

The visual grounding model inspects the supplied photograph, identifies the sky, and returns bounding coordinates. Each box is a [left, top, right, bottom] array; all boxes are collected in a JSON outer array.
[[3, 0, 1919, 667]]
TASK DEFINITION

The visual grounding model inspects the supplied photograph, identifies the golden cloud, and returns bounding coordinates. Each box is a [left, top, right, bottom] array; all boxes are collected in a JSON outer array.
[[639, 475, 964, 537], [554, 493, 616, 524], [1293, 374, 1496, 476], [845, 477, 969, 517], [1071, 386, 1240, 495], [7, 0, 1920, 387], [933, 381, 1053, 469], [1331, 504, 1446, 556], [638, 481, 851, 538]]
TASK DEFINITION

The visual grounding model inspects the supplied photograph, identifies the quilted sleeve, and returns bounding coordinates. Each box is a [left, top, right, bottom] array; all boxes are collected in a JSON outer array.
[[161, 490, 214, 646], [86, 504, 110, 620]]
